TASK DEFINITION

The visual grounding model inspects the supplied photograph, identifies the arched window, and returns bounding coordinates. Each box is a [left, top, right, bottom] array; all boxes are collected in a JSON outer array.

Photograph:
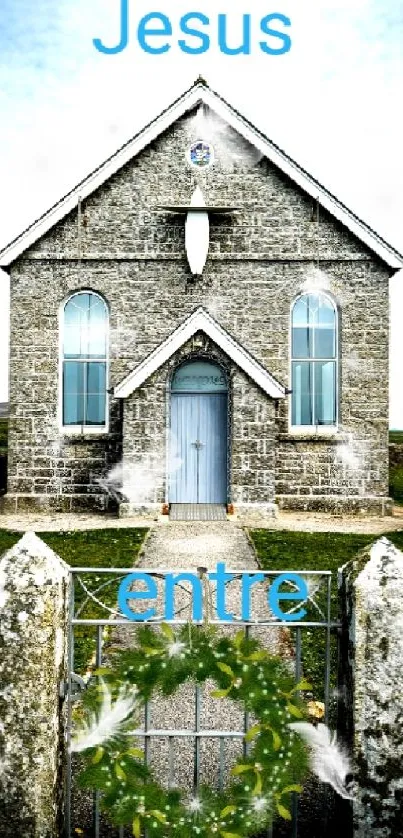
[[291, 293, 337, 427], [62, 292, 108, 428]]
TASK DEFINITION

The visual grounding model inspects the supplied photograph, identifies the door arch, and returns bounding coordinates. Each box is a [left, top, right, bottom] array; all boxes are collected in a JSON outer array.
[[169, 360, 228, 504]]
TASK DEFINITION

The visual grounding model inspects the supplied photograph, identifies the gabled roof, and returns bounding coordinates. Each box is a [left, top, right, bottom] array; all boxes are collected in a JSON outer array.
[[114, 307, 285, 399], [0, 79, 402, 270]]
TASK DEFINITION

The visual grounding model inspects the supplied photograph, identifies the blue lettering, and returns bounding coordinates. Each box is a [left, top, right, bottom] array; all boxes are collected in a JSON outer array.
[[118, 572, 157, 621], [165, 573, 203, 620], [93, 0, 129, 55], [208, 562, 234, 621], [260, 13, 292, 56], [179, 13, 210, 54], [138, 13, 172, 54], [268, 573, 307, 621], [218, 14, 251, 56], [241, 572, 265, 620]]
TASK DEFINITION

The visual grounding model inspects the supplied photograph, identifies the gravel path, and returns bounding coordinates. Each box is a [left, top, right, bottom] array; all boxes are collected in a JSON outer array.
[[0, 508, 402, 533], [111, 522, 293, 794]]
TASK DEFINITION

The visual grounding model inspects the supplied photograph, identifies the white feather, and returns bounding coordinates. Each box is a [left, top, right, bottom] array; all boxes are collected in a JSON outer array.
[[71, 679, 137, 753], [289, 722, 354, 800]]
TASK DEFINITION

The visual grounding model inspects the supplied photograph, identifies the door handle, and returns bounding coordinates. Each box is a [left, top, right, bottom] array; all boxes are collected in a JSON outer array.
[[192, 440, 204, 450]]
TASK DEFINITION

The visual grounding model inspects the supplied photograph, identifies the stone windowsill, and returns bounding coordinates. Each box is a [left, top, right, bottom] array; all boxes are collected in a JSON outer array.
[[60, 433, 113, 443], [278, 431, 348, 444]]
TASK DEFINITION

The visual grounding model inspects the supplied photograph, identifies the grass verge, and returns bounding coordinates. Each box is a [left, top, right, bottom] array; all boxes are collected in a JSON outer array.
[[389, 465, 403, 505], [249, 529, 403, 704], [0, 528, 147, 673]]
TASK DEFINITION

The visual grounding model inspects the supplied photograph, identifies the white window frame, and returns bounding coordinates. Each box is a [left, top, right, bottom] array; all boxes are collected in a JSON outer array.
[[288, 291, 339, 434], [59, 290, 110, 435]]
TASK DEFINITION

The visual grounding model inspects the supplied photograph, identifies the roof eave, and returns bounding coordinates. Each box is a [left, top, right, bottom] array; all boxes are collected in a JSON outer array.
[[1, 78, 402, 270], [114, 307, 286, 400]]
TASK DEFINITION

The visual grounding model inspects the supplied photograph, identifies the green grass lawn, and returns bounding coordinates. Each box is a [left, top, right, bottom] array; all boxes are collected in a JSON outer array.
[[389, 465, 403, 504], [389, 431, 403, 504], [249, 529, 403, 705], [0, 419, 8, 452], [0, 528, 147, 673]]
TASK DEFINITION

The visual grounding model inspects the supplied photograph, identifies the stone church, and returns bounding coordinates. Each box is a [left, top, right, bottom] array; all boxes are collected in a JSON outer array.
[[1, 78, 402, 519]]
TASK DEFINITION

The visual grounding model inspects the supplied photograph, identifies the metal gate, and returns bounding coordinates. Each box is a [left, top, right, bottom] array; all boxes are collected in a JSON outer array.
[[65, 567, 339, 838]]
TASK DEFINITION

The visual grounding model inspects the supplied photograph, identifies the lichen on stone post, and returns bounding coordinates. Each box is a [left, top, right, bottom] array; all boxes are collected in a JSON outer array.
[[338, 536, 403, 836], [0, 532, 70, 837]]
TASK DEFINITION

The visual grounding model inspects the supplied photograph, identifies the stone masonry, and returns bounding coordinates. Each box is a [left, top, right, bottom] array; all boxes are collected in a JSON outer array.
[[338, 537, 403, 836], [0, 532, 70, 837], [0, 97, 393, 516]]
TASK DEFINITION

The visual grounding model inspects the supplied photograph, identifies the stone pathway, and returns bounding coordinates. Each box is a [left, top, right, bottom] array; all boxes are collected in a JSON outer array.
[[111, 521, 293, 793]]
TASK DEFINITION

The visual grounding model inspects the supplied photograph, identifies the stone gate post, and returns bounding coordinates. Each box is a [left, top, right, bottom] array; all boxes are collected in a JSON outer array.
[[338, 536, 403, 837], [0, 532, 70, 837]]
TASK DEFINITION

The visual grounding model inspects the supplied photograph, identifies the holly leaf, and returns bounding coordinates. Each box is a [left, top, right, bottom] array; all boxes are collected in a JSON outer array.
[[233, 630, 245, 649], [115, 763, 127, 781], [217, 663, 235, 679], [220, 805, 237, 817], [160, 623, 175, 641], [221, 833, 243, 838], [246, 651, 267, 662], [231, 763, 252, 775], [244, 724, 261, 742], [124, 748, 144, 760], [150, 810, 167, 823], [277, 803, 292, 820], [253, 771, 262, 795], [91, 747, 104, 765], [132, 816, 141, 838], [292, 679, 312, 693], [264, 725, 281, 751], [287, 702, 304, 718], [211, 689, 231, 699], [143, 647, 162, 656], [281, 785, 303, 795]]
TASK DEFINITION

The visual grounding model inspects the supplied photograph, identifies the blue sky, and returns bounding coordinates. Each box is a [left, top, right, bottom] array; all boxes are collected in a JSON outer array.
[[0, 0, 402, 422]]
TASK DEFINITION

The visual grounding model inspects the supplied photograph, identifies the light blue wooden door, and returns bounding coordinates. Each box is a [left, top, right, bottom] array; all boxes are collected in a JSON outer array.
[[170, 393, 227, 503], [198, 394, 227, 503]]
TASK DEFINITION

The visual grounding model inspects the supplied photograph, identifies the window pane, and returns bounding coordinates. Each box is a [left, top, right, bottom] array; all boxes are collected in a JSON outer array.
[[64, 294, 91, 356], [314, 362, 336, 425], [314, 327, 336, 358], [63, 362, 84, 425], [86, 362, 106, 425], [88, 296, 107, 358], [64, 293, 91, 325], [292, 362, 313, 425], [86, 395, 106, 425], [317, 297, 336, 326], [292, 326, 313, 358], [292, 297, 309, 326], [64, 293, 107, 358]]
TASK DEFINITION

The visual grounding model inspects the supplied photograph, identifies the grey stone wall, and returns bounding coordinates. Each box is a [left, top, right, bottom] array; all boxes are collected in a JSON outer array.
[[1, 107, 392, 514], [0, 532, 70, 837], [338, 537, 403, 836]]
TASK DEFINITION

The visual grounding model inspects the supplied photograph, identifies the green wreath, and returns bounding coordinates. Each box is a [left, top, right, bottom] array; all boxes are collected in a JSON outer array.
[[73, 623, 310, 837]]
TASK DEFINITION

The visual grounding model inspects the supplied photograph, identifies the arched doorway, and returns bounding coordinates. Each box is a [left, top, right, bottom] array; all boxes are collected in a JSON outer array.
[[169, 360, 228, 504]]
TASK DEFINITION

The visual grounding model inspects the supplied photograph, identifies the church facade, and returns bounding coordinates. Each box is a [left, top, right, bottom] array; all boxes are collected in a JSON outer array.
[[1, 79, 402, 519]]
